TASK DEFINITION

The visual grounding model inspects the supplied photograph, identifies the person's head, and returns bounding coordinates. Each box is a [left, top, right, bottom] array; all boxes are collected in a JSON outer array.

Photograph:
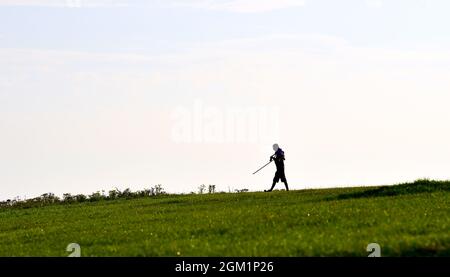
[[273, 144, 279, 151]]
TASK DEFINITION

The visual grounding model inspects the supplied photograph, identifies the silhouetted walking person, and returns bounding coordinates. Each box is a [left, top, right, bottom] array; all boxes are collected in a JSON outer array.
[[265, 144, 289, 192]]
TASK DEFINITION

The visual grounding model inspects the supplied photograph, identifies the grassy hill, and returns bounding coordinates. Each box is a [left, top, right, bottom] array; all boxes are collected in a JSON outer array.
[[0, 180, 449, 257]]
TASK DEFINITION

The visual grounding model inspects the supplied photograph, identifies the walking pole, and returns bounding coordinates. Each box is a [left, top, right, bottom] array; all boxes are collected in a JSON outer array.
[[252, 161, 272, 175]]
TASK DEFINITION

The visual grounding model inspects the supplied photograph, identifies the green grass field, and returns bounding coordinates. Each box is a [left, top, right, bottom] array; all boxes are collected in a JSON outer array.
[[0, 180, 449, 257]]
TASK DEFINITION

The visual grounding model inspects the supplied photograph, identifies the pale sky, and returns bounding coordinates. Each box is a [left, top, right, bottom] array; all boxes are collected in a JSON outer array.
[[1, 0, 450, 200]]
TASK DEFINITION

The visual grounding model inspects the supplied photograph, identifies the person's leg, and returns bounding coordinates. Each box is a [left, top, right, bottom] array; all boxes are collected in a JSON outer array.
[[281, 171, 289, 191], [267, 181, 276, 192], [265, 172, 279, 192], [283, 180, 289, 191]]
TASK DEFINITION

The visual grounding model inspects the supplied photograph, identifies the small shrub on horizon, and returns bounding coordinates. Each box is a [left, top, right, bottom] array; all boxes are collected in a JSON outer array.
[[208, 185, 216, 194], [198, 184, 206, 194]]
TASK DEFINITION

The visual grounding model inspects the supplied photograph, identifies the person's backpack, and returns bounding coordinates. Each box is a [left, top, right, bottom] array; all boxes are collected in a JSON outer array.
[[276, 148, 285, 160]]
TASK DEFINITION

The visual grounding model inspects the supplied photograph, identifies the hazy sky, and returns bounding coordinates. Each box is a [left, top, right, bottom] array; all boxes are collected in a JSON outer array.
[[1, 0, 449, 200]]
